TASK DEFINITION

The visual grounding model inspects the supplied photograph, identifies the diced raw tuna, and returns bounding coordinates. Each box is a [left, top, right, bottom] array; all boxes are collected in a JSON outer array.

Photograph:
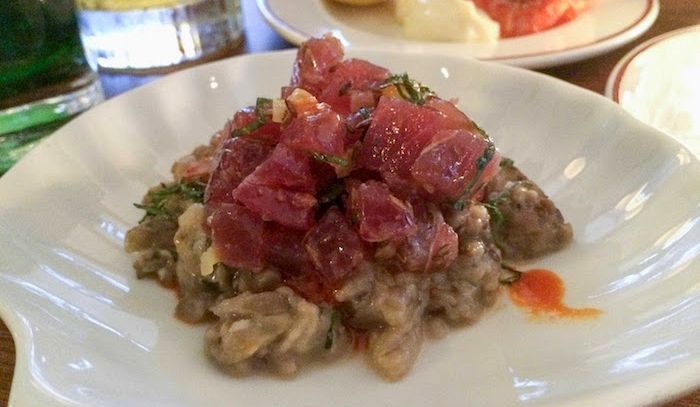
[[304, 207, 364, 285], [348, 180, 416, 242], [425, 98, 478, 132], [262, 222, 308, 272], [396, 203, 458, 273], [290, 35, 344, 97], [209, 203, 265, 271], [359, 97, 445, 177], [318, 58, 389, 116], [231, 106, 282, 144], [411, 129, 501, 201], [281, 107, 346, 157], [245, 145, 319, 193], [232, 182, 317, 230], [205, 137, 274, 208]]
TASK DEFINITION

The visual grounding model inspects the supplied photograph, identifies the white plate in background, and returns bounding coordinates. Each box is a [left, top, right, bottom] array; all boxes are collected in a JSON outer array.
[[606, 25, 700, 157], [257, 0, 659, 68], [1, 49, 700, 406]]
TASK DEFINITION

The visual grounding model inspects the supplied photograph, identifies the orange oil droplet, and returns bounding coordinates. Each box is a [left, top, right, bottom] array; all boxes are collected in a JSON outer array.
[[509, 269, 601, 319]]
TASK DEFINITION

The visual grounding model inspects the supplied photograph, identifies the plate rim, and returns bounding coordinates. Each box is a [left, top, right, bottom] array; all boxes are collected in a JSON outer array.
[[605, 24, 700, 102], [1, 48, 700, 406], [256, 0, 659, 69]]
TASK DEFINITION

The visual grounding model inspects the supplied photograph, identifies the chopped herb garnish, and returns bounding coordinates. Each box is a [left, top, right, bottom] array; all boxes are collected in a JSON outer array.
[[451, 137, 496, 211], [324, 311, 340, 350], [382, 73, 434, 105], [499, 264, 522, 284], [311, 151, 349, 167], [231, 97, 272, 138], [133, 180, 206, 223], [483, 202, 504, 226], [483, 189, 509, 227]]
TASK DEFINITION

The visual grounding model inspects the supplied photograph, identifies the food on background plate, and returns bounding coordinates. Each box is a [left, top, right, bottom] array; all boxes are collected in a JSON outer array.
[[473, 0, 590, 37], [330, 0, 387, 5], [395, 0, 500, 42], [125, 35, 573, 380], [334, 0, 590, 41]]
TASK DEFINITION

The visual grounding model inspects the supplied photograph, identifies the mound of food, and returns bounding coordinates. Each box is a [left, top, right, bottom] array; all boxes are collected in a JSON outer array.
[[125, 35, 572, 381]]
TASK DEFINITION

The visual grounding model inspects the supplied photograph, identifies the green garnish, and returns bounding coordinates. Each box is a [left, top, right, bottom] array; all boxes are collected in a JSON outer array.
[[383, 73, 434, 105], [451, 138, 496, 211], [231, 97, 272, 138], [324, 311, 340, 350], [483, 189, 509, 227], [311, 152, 349, 167], [133, 180, 206, 223]]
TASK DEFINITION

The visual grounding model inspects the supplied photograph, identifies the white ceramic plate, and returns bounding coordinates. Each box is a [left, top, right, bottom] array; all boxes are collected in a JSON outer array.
[[2, 49, 700, 407], [257, 0, 659, 68], [606, 25, 700, 157]]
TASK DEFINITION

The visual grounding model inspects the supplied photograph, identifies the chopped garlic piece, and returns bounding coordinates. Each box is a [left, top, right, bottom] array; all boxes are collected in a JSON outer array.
[[395, 0, 500, 43], [200, 246, 220, 276], [272, 98, 289, 123], [286, 88, 319, 115]]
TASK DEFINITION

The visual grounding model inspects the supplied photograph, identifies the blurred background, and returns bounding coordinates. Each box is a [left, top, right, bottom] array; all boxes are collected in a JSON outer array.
[[0, 0, 261, 175]]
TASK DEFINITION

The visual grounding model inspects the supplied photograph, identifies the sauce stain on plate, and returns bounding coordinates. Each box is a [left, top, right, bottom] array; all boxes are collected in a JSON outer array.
[[509, 268, 601, 319]]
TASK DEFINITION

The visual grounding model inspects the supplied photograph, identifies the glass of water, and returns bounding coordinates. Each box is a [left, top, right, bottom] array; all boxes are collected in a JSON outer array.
[[76, 0, 244, 72], [0, 0, 104, 175]]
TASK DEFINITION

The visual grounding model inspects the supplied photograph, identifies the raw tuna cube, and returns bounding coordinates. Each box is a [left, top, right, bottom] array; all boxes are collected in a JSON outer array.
[[209, 203, 265, 271], [231, 106, 282, 144], [318, 58, 389, 116], [304, 206, 364, 285], [290, 35, 344, 97], [232, 182, 317, 230], [205, 137, 274, 208], [348, 180, 416, 242], [263, 222, 308, 272], [411, 129, 501, 201], [396, 204, 458, 273], [281, 107, 346, 157], [246, 145, 319, 193], [358, 97, 444, 177]]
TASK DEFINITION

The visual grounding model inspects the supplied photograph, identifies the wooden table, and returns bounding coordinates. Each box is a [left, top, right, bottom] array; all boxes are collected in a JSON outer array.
[[1, 0, 699, 405]]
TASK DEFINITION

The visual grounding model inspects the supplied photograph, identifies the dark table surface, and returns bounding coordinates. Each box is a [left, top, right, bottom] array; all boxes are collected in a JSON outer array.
[[2, 0, 700, 405]]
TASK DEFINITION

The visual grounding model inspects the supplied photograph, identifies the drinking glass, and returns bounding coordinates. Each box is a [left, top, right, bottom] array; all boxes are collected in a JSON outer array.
[[0, 0, 103, 175], [76, 0, 244, 72]]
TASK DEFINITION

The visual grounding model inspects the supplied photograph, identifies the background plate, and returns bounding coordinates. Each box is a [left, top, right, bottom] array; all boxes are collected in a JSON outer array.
[[606, 25, 700, 156], [1, 49, 700, 406], [257, 0, 659, 68]]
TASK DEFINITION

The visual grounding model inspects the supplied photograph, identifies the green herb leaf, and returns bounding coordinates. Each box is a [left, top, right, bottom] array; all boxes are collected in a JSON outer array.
[[311, 152, 349, 167], [383, 73, 434, 105], [231, 97, 272, 138], [133, 180, 206, 223], [451, 137, 496, 211], [324, 311, 340, 350]]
